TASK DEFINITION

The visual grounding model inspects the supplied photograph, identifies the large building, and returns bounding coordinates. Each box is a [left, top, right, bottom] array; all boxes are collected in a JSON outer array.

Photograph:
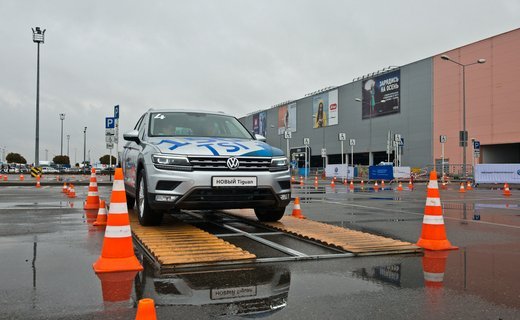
[[239, 28, 520, 170]]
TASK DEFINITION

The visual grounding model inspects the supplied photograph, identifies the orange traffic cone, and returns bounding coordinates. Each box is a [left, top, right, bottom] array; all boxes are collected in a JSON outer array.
[[343, 178, 347, 186], [330, 179, 335, 188], [441, 182, 447, 190], [84, 168, 100, 210], [96, 271, 139, 303], [349, 181, 354, 191], [291, 197, 305, 219], [360, 180, 364, 187], [381, 180, 385, 189], [416, 171, 457, 251], [19, 174, 24, 181], [422, 250, 448, 288], [299, 176, 304, 187], [313, 176, 319, 187], [135, 298, 157, 320], [397, 181, 403, 192], [503, 183, 511, 197], [408, 180, 414, 191], [35, 175, 41, 188], [459, 182, 466, 193], [62, 182, 68, 193], [466, 181, 473, 190], [93, 168, 143, 273], [374, 181, 379, 191], [3, 175, 7, 181], [68, 185, 76, 198], [93, 200, 108, 226], [66, 183, 72, 195], [291, 176, 295, 184]]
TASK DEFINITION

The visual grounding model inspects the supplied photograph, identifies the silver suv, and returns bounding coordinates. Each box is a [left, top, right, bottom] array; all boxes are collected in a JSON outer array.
[[122, 109, 291, 226]]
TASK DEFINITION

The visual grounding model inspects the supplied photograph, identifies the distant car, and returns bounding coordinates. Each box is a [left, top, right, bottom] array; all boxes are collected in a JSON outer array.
[[123, 108, 291, 226], [100, 167, 115, 174], [41, 166, 59, 173]]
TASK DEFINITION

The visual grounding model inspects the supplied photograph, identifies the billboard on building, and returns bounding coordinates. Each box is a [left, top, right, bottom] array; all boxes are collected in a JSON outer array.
[[253, 111, 267, 136], [278, 102, 297, 135], [361, 69, 400, 119], [312, 90, 338, 128]]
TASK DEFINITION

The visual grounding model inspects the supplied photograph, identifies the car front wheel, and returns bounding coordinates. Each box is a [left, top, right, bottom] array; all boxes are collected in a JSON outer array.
[[136, 170, 163, 226], [254, 207, 286, 222]]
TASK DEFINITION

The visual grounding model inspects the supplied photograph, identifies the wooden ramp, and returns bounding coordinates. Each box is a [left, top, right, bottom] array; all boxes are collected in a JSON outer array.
[[224, 209, 421, 256], [130, 214, 256, 268]]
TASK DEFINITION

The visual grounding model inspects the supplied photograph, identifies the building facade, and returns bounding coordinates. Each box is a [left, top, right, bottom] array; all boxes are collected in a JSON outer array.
[[239, 28, 520, 169]]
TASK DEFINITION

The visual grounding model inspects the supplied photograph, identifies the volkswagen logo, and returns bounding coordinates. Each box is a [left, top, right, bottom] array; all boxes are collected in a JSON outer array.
[[226, 157, 240, 170]]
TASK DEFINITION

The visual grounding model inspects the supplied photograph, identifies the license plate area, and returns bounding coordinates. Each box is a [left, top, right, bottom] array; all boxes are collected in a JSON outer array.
[[210, 286, 257, 300], [212, 176, 257, 187]]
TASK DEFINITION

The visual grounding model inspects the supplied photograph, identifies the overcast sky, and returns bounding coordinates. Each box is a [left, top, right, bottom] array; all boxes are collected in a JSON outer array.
[[0, 0, 518, 164]]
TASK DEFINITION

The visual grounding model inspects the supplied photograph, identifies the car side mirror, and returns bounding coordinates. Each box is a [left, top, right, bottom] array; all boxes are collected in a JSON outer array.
[[123, 130, 140, 143], [255, 134, 266, 142]]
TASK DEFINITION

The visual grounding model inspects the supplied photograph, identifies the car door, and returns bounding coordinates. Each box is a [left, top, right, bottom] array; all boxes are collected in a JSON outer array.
[[123, 114, 146, 195]]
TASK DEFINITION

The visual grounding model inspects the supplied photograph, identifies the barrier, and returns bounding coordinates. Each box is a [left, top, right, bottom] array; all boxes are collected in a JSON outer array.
[[474, 164, 520, 184], [325, 164, 354, 179], [393, 167, 411, 179], [368, 165, 394, 180]]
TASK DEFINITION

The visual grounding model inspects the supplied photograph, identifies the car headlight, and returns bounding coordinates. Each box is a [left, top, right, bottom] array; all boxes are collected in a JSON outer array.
[[152, 154, 192, 171], [270, 157, 289, 172]]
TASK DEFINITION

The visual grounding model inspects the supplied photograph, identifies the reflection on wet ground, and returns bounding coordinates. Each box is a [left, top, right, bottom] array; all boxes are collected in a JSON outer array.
[[134, 257, 290, 317]]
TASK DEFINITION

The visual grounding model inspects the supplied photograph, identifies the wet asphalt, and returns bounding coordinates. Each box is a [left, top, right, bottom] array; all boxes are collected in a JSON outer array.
[[0, 177, 519, 319]]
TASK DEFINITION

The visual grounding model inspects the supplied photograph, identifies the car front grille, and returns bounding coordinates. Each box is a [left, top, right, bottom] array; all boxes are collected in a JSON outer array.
[[188, 157, 271, 171], [175, 188, 279, 209]]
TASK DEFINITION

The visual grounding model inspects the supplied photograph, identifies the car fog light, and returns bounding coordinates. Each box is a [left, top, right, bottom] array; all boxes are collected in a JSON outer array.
[[155, 195, 178, 202], [279, 193, 290, 200]]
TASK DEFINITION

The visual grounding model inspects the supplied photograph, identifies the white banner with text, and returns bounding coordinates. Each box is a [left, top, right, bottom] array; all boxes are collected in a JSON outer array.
[[475, 164, 520, 184]]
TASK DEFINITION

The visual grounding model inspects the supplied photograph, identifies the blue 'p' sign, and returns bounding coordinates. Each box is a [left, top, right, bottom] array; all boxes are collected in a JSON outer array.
[[106, 117, 115, 129]]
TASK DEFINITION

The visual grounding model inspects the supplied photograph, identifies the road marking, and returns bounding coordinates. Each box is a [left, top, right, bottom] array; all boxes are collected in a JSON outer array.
[[318, 199, 520, 229]]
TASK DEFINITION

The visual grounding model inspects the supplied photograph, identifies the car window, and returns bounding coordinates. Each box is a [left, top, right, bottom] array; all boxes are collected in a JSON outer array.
[[148, 112, 253, 139]]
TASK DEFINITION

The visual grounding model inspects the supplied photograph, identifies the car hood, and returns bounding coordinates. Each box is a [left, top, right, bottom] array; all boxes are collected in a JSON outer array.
[[149, 137, 284, 157]]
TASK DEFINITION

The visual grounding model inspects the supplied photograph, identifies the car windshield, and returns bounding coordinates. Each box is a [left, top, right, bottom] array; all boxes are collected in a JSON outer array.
[[149, 112, 253, 139]]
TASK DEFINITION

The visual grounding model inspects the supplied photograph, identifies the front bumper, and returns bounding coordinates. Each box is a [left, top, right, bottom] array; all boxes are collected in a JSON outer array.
[[144, 163, 291, 211]]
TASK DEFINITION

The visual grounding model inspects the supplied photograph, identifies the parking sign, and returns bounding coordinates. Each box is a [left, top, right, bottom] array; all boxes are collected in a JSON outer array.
[[105, 117, 115, 129], [114, 105, 119, 119]]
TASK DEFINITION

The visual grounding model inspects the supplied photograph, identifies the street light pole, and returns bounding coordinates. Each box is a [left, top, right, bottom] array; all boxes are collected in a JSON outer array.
[[32, 27, 45, 166], [66, 135, 70, 158], [83, 127, 87, 173], [440, 55, 486, 179], [59, 113, 65, 156]]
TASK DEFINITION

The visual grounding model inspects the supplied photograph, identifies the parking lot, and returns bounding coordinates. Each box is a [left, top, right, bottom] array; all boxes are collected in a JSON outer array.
[[0, 176, 519, 319]]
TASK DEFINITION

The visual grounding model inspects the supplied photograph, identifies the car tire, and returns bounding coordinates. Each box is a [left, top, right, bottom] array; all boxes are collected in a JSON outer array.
[[136, 170, 163, 226], [254, 207, 286, 222], [126, 192, 135, 210]]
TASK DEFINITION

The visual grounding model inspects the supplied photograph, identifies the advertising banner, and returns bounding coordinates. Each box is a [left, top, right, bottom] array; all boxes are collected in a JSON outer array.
[[393, 166, 411, 179], [474, 164, 520, 184], [278, 103, 297, 135], [369, 165, 394, 180], [313, 90, 338, 128], [361, 69, 400, 119], [253, 111, 267, 137], [325, 164, 354, 179]]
